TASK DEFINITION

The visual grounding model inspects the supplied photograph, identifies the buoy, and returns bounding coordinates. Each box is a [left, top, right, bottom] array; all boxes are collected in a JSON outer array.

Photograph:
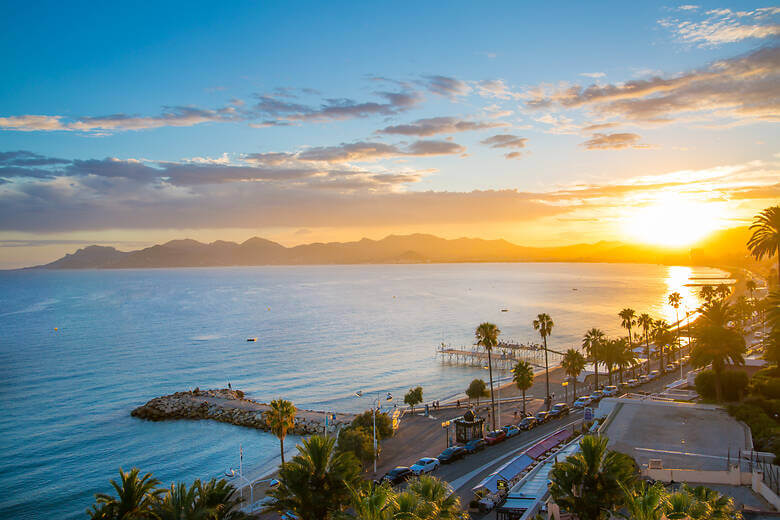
[[54, 327, 58, 331]]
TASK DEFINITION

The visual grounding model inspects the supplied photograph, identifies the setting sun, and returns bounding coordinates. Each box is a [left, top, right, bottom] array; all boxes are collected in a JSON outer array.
[[623, 196, 724, 247]]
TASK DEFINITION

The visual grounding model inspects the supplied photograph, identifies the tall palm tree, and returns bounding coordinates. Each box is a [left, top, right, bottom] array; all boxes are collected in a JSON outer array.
[[668, 292, 682, 361], [653, 319, 671, 373], [512, 360, 534, 415], [637, 313, 654, 374], [265, 398, 297, 466], [615, 338, 636, 383], [195, 478, 248, 520], [602, 338, 620, 385], [533, 313, 554, 408], [690, 300, 746, 402], [715, 284, 731, 302], [475, 322, 500, 430], [748, 205, 780, 285], [582, 328, 605, 389], [91, 467, 162, 520], [619, 481, 669, 520], [268, 435, 361, 520], [561, 349, 585, 401], [618, 308, 636, 351], [155, 481, 199, 520], [699, 285, 716, 304], [549, 435, 637, 520], [766, 290, 780, 364], [406, 475, 464, 520]]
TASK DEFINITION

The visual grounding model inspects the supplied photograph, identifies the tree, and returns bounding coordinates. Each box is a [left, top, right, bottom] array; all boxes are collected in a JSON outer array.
[[404, 386, 423, 413], [715, 284, 731, 302], [346, 481, 396, 520], [89, 467, 162, 520], [336, 427, 375, 464], [690, 300, 746, 402], [582, 328, 605, 389], [668, 292, 682, 361], [618, 308, 636, 351], [155, 482, 199, 520], [748, 205, 780, 285], [619, 481, 669, 520], [637, 313, 654, 374], [512, 361, 534, 414], [700, 285, 716, 304], [653, 320, 672, 373], [549, 435, 637, 520], [475, 322, 501, 429], [351, 410, 393, 440], [406, 475, 465, 520], [347, 475, 466, 520], [533, 313, 554, 408], [194, 478, 248, 520], [764, 290, 780, 364], [466, 378, 489, 406], [602, 338, 620, 385], [265, 398, 297, 466], [614, 338, 635, 383], [561, 349, 585, 400], [746, 279, 757, 300], [268, 435, 361, 520]]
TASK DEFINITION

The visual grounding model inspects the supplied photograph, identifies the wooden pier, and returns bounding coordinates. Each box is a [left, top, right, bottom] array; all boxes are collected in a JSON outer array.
[[436, 341, 564, 369]]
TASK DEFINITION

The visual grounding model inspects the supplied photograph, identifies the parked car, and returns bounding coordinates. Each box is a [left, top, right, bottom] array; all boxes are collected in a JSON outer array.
[[382, 466, 412, 484], [603, 385, 618, 397], [638, 374, 650, 383], [518, 416, 537, 429], [410, 457, 440, 475], [666, 364, 676, 372], [572, 396, 592, 409], [484, 429, 507, 445], [590, 390, 604, 401], [437, 446, 466, 464], [502, 424, 521, 438], [649, 370, 660, 379], [535, 410, 549, 423], [464, 438, 486, 453], [627, 378, 640, 387], [549, 403, 570, 418]]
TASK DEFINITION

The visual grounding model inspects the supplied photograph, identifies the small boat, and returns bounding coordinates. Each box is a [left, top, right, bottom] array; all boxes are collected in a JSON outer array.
[[225, 469, 236, 477], [246, 337, 257, 342], [501, 309, 508, 312]]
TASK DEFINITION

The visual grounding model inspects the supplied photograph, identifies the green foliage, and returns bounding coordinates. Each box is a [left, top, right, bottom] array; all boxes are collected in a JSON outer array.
[[350, 410, 393, 439], [404, 386, 423, 411], [751, 376, 780, 399], [336, 426, 375, 464], [728, 401, 780, 460], [346, 475, 467, 520], [265, 398, 297, 465], [695, 369, 748, 401], [465, 378, 488, 404]]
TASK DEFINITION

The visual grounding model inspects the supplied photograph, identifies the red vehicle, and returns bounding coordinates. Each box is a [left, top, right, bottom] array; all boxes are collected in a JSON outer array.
[[484, 430, 507, 445]]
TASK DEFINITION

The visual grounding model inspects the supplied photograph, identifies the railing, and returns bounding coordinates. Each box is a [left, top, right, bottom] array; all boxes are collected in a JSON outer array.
[[742, 451, 780, 495]]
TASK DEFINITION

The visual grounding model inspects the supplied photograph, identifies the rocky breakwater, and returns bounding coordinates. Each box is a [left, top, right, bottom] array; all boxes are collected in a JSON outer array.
[[131, 388, 354, 435]]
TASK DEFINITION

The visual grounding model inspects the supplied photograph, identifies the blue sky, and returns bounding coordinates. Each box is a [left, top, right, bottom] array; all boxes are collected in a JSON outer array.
[[0, 1, 778, 267]]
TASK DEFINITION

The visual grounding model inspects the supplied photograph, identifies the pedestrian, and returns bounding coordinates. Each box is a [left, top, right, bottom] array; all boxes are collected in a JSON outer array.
[[228, 382, 231, 390], [456, 399, 460, 408]]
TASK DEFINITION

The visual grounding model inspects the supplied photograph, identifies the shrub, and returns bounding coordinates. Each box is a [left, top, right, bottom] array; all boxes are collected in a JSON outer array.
[[404, 386, 423, 412], [751, 376, 780, 399], [336, 426, 375, 464], [694, 369, 748, 401], [351, 410, 393, 439], [466, 379, 489, 405]]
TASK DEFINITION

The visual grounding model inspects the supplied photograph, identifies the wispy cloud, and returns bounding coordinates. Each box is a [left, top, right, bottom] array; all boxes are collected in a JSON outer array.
[[659, 7, 780, 46], [580, 72, 606, 78], [581, 132, 650, 150], [480, 134, 528, 159], [377, 116, 507, 136]]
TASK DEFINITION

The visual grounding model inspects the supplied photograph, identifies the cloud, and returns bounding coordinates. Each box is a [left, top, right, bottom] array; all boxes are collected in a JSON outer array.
[[481, 134, 528, 160], [297, 140, 465, 162], [580, 72, 606, 78], [581, 133, 647, 150], [534, 114, 579, 134], [377, 116, 506, 136], [524, 46, 780, 126], [0, 115, 68, 131], [0, 150, 70, 166], [421, 75, 472, 97], [581, 122, 620, 132], [660, 7, 780, 46], [475, 79, 522, 99]]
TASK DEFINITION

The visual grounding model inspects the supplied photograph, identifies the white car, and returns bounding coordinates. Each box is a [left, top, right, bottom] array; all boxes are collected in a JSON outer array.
[[573, 396, 592, 409], [410, 457, 440, 475], [627, 378, 639, 387], [603, 385, 618, 397]]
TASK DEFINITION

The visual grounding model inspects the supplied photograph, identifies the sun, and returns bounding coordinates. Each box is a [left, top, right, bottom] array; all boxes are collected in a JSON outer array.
[[622, 195, 724, 247]]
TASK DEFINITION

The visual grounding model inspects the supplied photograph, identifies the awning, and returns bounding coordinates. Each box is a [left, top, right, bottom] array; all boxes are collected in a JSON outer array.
[[472, 454, 534, 494], [525, 429, 569, 460]]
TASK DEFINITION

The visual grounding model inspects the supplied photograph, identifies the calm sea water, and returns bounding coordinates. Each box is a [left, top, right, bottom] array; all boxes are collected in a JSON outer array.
[[0, 263, 724, 519]]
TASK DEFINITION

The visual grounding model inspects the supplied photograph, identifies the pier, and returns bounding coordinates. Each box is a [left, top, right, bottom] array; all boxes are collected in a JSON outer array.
[[436, 341, 565, 370]]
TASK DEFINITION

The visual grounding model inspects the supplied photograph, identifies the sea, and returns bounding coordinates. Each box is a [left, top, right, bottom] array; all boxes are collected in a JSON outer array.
[[0, 262, 727, 519]]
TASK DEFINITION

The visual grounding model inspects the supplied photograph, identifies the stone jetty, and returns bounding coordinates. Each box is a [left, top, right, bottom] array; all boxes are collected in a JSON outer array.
[[131, 388, 355, 435]]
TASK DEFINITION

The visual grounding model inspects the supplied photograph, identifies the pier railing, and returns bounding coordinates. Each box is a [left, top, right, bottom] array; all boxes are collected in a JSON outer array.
[[436, 341, 564, 369]]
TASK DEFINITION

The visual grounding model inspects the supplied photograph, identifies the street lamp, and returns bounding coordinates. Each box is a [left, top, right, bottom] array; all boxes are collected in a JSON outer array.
[[355, 390, 393, 473], [225, 445, 280, 508]]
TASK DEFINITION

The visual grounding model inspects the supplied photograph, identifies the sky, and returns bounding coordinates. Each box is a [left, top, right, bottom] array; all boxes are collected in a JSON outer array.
[[0, 1, 778, 268]]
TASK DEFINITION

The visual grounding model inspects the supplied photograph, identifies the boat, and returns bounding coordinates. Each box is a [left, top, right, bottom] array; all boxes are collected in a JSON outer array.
[[225, 469, 236, 477], [501, 309, 508, 312], [246, 338, 257, 342]]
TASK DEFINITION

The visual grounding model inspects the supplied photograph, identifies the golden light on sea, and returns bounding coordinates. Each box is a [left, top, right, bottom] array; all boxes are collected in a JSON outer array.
[[622, 194, 724, 247]]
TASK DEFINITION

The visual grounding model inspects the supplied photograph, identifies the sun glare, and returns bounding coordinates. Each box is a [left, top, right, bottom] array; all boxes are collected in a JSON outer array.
[[622, 196, 723, 247]]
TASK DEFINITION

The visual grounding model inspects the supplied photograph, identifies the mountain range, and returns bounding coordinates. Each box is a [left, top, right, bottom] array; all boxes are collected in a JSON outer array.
[[28, 227, 760, 270]]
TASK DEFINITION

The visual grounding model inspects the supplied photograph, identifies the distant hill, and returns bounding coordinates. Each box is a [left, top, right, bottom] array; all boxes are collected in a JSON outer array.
[[28, 228, 762, 270]]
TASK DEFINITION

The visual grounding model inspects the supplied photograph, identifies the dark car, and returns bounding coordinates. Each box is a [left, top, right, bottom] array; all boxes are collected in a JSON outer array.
[[518, 416, 537, 430], [464, 438, 486, 453], [535, 411, 549, 423], [381, 466, 412, 484], [549, 403, 570, 418], [484, 429, 507, 445], [437, 445, 467, 463]]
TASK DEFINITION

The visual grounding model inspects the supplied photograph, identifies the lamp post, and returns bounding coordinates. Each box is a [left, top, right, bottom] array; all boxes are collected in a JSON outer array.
[[355, 390, 392, 473], [224, 445, 280, 508]]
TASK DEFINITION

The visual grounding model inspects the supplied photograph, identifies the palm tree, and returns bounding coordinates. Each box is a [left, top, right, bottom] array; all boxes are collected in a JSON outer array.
[[268, 435, 361, 520], [602, 338, 619, 385], [195, 478, 248, 519], [619, 481, 669, 520], [90, 467, 162, 520], [615, 338, 635, 383], [699, 285, 716, 304], [715, 284, 731, 302], [582, 328, 605, 389], [618, 308, 636, 351], [346, 481, 396, 520], [475, 322, 500, 430], [653, 319, 671, 373], [687, 484, 740, 519], [561, 349, 585, 401], [690, 300, 746, 402], [265, 398, 297, 466], [637, 313, 654, 374], [155, 481, 199, 520], [512, 360, 534, 415], [748, 205, 780, 285], [406, 475, 464, 520], [766, 290, 780, 364], [746, 279, 757, 300], [549, 435, 637, 520], [668, 292, 682, 361], [533, 313, 554, 408]]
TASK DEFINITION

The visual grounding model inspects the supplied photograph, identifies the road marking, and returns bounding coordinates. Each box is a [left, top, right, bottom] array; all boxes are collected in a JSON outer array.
[[634, 447, 730, 460]]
